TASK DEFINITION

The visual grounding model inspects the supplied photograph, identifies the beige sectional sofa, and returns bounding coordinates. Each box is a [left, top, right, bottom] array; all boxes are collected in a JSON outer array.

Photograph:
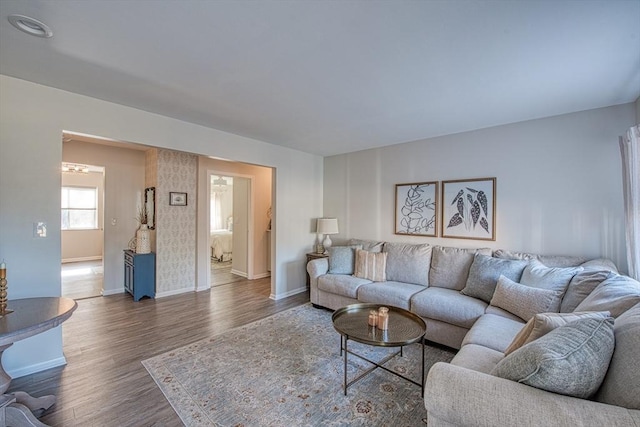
[[307, 239, 640, 426]]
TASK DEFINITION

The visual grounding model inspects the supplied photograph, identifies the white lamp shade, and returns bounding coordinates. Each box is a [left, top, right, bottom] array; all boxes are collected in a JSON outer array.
[[317, 218, 339, 235]]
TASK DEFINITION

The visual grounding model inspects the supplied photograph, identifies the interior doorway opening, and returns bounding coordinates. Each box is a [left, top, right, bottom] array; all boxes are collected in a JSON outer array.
[[60, 162, 105, 299]]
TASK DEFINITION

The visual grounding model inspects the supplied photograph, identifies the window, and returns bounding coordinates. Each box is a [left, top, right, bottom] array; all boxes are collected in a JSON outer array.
[[61, 186, 98, 230]]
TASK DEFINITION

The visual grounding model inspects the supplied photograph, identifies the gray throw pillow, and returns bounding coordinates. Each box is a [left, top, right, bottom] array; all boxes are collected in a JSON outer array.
[[348, 238, 384, 253], [561, 270, 615, 313], [327, 245, 362, 275], [520, 259, 582, 293], [595, 302, 640, 409], [490, 275, 564, 321], [491, 316, 615, 399], [383, 242, 432, 286], [575, 274, 640, 317], [461, 255, 528, 303], [429, 246, 492, 290]]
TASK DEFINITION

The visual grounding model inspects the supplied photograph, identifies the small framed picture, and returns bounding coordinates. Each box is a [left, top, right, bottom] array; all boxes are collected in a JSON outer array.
[[169, 192, 188, 206], [395, 182, 438, 236], [441, 177, 496, 240]]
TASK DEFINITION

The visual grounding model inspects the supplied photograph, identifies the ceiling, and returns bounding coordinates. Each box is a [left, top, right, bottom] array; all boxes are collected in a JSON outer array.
[[1, 1, 639, 157]]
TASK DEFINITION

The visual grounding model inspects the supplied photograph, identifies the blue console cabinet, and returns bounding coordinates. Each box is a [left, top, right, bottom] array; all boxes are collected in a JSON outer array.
[[124, 250, 155, 301]]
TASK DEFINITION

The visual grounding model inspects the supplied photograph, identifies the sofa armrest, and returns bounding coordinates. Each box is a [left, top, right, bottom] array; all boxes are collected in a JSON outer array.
[[425, 362, 639, 427], [307, 258, 329, 305]]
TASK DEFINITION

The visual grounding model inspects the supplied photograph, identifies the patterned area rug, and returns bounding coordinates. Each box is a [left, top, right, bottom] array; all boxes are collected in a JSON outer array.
[[142, 304, 455, 426]]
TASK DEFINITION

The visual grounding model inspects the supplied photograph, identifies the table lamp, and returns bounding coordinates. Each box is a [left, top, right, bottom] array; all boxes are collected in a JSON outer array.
[[317, 218, 339, 254]]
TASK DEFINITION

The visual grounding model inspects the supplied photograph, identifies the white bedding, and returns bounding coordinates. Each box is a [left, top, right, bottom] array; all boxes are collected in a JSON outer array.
[[211, 229, 233, 260]]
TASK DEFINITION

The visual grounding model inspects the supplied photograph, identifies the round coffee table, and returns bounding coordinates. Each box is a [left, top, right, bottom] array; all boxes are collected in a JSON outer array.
[[332, 303, 426, 396]]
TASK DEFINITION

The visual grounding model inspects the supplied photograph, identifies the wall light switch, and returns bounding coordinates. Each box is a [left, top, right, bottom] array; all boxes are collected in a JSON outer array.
[[34, 222, 47, 238], [111, 218, 117, 226]]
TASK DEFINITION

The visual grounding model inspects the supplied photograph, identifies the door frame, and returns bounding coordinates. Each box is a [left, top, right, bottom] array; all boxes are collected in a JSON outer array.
[[201, 169, 255, 290]]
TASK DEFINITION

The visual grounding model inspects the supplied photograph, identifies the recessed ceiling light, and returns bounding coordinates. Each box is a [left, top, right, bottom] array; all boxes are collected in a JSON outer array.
[[8, 14, 53, 38]]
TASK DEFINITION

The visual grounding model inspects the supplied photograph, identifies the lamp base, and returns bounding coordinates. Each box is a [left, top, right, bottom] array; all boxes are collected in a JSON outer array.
[[322, 235, 333, 254]]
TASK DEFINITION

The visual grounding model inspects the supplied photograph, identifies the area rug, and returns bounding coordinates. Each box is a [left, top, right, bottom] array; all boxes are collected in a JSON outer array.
[[142, 304, 455, 426]]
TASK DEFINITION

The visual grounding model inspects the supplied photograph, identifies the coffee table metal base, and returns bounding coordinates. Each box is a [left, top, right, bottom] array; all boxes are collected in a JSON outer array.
[[340, 335, 425, 396]]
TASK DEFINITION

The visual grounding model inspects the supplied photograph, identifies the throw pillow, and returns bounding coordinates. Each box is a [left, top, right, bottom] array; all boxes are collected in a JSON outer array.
[[490, 276, 563, 322], [353, 249, 387, 282], [348, 238, 384, 253], [327, 245, 362, 275], [491, 316, 615, 399], [383, 242, 431, 286], [428, 246, 492, 291], [574, 274, 640, 317], [560, 270, 615, 313], [504, 311, 610, 356], [595, 302, 640, 409], [461, 255, 528, 303], [520, 259, 582, 293]]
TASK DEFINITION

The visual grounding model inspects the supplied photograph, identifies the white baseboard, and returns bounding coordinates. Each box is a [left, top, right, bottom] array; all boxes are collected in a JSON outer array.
[[231, 269, 248, 278], [102, 287, 124, 296], [156, 286, 196, 298], [7, 356, 67, 379], [252, 272, 271, 279], [270, 286, 307, 300], [62, 256, 102, 264]]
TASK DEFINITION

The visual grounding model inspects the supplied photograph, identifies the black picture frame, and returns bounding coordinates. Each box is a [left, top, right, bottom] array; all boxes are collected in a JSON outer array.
[[169, 192, 187, 206]]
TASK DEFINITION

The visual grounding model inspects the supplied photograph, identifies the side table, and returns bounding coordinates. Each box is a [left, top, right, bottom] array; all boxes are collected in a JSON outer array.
[[306, 252, 328, 288]]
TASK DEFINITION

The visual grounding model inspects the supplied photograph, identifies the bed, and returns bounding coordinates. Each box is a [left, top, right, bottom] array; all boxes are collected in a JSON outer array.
[[211, 229, 233, 261]]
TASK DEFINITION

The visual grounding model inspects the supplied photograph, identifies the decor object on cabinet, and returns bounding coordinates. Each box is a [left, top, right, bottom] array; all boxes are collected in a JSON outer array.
[[316, 218, 339, 254], [135, 202, 151, 254], [124, 250, 155, 301], [395, 181, 438, 237], [441, 177, 496, 240], [170, 192, 188, 206]]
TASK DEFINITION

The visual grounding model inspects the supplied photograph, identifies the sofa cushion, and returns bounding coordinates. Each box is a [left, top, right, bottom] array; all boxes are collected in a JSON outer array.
[[561, 270, 616, 313], [504, 311, 610, 356], [357, 281, 425, 310], [596, 302, 640, 409], [575, 274, 640, 317], [317, 274, 371, 299], [353, 249, 387, 282], [493, 249, 588, 268], [461, 313, 525, 353], [484, 305, 523, 322], [491, 316, 615, 399], [451, 344, 504, 375], [461, 255, 528, 303], [327, 245, 362, 275], [348, 238, 384, 253], [490, 275, 564, 321], [383, 242, 432, 286], [411, 287, 487, 329], [429, 246, 492, 290], [520, 259, 582, 293], [580, 258, 618, 273]]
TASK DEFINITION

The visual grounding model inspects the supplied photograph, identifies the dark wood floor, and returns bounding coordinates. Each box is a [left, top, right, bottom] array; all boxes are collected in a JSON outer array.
[[9, 277, 309, 426]]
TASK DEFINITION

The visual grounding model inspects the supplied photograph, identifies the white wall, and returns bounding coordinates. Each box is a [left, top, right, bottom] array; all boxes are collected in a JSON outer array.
[[324, 104, 636, 274], [61, 170, 104, 261], [0, 75, 323, 378]]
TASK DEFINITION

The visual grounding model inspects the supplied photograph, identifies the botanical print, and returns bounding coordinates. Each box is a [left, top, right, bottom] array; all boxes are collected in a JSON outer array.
[[395, 182, 438, 236], [442, 178, 496, 240]]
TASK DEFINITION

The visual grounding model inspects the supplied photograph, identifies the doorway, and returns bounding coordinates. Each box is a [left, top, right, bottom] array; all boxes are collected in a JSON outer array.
[[209, 173, 252, 287], [61, 163, 105, 299]]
